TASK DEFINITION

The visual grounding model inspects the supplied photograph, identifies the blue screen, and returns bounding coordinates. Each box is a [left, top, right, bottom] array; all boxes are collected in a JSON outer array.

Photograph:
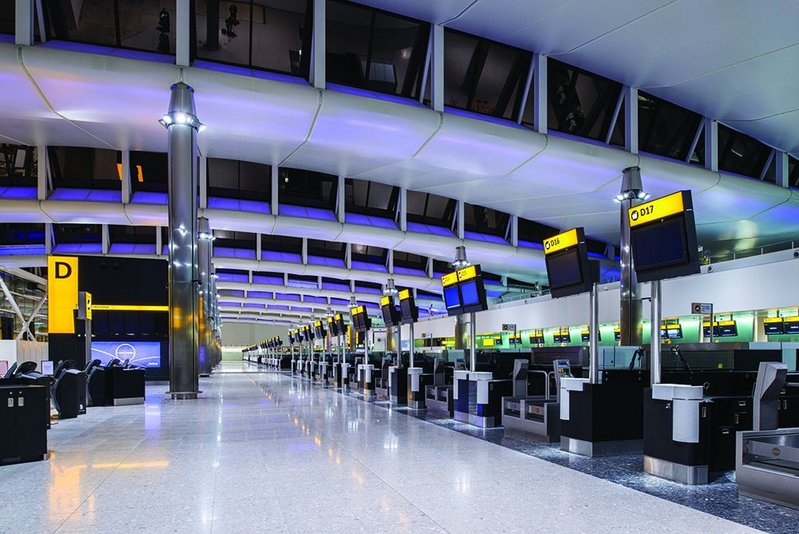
[[91, 341, 162, 368], [460, 280, 479, 307], [444, 285, 461, 310]]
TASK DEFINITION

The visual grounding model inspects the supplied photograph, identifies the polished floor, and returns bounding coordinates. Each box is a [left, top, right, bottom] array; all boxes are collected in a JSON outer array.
[[0, 362, 766, 533]]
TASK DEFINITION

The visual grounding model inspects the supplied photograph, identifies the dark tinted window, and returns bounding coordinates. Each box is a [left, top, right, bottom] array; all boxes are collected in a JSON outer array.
[[131, 151, 168, 193], [718, 124, 772, 179], [688, 129, 706, 167], [638, 92, 702, 161], [54, 224, 102, 244], [194, 0, 311, 77], [406, 190, 455, 228], [345, 178, 398, 218], [278, 168, 337, 210], [0, 223, 45, 245], [393, 251, 426, 271], [518, 217, 558, 245], [44, 0, 176, 55], [444, 30, 530, 120], [548, 59, 621, 142], [308, 239, 345, 259], [110, 225, 156, 244], [48, 147, 121, 190], [351, 244, 386, 265], [0, 144, 37, 186], [0, 0, 14, 35], [208, 158, 271, 201], [261, 234, 302, 254], [214, 230, 256, 249], [464, 203, 509, 237], [327, 0, 428, 98], [790, 156, 799, 187]]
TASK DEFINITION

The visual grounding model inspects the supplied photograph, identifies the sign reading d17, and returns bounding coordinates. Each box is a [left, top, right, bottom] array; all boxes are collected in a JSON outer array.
[[628, 191, 686, 227]]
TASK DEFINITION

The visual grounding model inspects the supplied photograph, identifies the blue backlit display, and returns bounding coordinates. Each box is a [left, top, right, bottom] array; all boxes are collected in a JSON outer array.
[[91, 341, 162, 368]]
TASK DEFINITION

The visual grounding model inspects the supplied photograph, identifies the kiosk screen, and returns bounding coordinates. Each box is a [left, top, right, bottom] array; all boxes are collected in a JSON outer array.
[[764, 318, 785, 336]]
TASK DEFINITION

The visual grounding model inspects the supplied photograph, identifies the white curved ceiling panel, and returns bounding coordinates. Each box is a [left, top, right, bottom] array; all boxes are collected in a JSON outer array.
[[693, 176, 793, 225], [271, 216, 343, 241], [40, 199, 129, 225], [284, 89, 441, 176], [414, 113, 546, 177], [205, 209, 276, 235], [124, 203, 168, 227], [0, 200, 52, 223]]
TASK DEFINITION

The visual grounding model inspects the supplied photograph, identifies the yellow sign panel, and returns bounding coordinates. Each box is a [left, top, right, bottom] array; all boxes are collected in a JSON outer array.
[[84, 292, 92, 321], [543, 228, 579, 255], [482, 338, 495, 347], [785, 316, 799, 323], [91, 304, 169, 312], [48, 256, 79, 334], [335, 313, 342, 321], [457, 265, 478, 282], [764, 317, 784, 324], [398, 289, 411, 301], [380, 296, 391, 307], [314, 320, 322, 328], [441, 272, 458, 287], [628, 191, 685, 227]]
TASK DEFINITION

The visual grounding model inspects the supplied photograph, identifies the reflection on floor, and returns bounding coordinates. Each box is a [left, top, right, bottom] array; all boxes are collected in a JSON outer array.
[[0, 362, 779, 533]]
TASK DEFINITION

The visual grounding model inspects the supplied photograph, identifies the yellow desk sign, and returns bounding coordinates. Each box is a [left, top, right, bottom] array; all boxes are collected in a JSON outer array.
[[380, 296, 391, 307], [48, 256, 79, 334], [785, 316, 799, 323], [457, 265, 478, 282], [543, 228, 579, 255], [764, 317, 784, 323], [441, 271, 459, 287], [628, 191, 685, 227], [91, 304, 169, 312], [398, 289, 411, 301], [84, 292, 92, 321]]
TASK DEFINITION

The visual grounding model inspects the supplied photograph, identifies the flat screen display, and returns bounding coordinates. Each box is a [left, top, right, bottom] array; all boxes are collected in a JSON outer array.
[[444, 285, 462, 312], [580, 331, 590, 343], [702, 323, 719, 338], [666, 325, 683, 339], [554, 333, 572, 344], [718, 322, 738, 337], [91, 341, 162, 368], [460, 280, 479, 307], [632, 217, 688, 272], [547, 250, 583, 289], [400, 298, 418, 323], [764, 319, 784, 336], [785, 319, 799, 335]]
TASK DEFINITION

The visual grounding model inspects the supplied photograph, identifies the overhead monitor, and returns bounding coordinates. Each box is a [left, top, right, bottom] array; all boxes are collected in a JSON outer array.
[[314, 320, 326, 339], [614, 328, 621, 341], [717, 320, 738, 337], [380, 295, 401, 327], [764, 317, 785, 336], [629, 190, 700, 283], [529, 333, 545, 345], [785, 317, 799, 335], [580, 330, 591, 343], [327, 316, 340, 337], [553, 331, 572, 344], [288, 330, 295, 344], [543, 228, 595, 298], [457, 265, 488, 314], [441, 271, 463, 316], [294, 328, 301, 343], [702, 322, 719, 338], [666, 324, 683, 339], [398, 289, 419, 324], [334, 313, 346, 334]]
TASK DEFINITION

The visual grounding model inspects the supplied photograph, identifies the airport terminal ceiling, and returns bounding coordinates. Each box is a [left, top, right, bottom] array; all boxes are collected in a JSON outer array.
[[1, 0, 799, 328]]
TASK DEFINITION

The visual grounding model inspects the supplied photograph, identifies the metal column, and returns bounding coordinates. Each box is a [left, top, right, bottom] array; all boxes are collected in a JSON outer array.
[[619, 166, 644, 346], [589, 283, 599, 384], [164, 82, 201, 400], [408, 322, 415, 368], [198, 217, 212, 377], [469, 312, 477, 372], [396, 325, 402, 368], [650, 280, 662, 385]]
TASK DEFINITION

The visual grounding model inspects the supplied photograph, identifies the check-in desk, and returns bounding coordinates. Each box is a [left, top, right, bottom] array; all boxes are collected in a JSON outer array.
[[560, 369, 647, 457]]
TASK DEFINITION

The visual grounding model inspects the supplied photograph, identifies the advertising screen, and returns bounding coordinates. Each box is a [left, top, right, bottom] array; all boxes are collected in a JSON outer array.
[[91, 341, 162, 368]]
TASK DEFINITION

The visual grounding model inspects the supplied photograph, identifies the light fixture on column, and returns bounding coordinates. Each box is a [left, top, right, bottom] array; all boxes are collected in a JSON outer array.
[[384, 278, 398, 296], [452, 245, 470, 269], [614, 166, 648, 202], [159, 82, 206, 131]]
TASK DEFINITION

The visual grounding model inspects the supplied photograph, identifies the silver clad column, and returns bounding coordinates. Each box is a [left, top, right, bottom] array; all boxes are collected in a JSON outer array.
[[197, 216, 213, 377], [162, 82, 204, 400], [619, 166, 645, 346]]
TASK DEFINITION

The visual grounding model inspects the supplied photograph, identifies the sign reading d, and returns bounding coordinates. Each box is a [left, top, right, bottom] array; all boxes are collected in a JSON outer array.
[[48, 256, 79, 334]]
